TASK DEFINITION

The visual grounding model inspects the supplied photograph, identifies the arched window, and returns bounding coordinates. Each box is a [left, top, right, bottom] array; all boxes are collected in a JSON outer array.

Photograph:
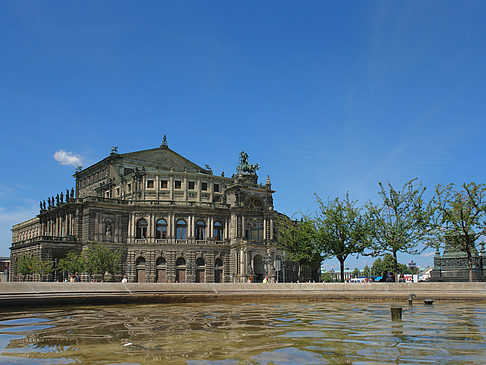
[[176, 257, 186, 283], [136, 218, 148, 239], [215, 258, 223, 267], [195, 220, 206, 240], [214, 221, 223, 241], [156, 219, 167, 239], [156, 257, 166, 283], [136, 256, 146, 283], [196, 257, 205, 267], [245, 219, 263, 241], [176, 219, 187, 239], [214, 257, 223, 283]]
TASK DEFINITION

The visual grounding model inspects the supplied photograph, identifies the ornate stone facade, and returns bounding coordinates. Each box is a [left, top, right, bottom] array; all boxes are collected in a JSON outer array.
[[430, 240, 486, 282], [10, 137, 300, 283]]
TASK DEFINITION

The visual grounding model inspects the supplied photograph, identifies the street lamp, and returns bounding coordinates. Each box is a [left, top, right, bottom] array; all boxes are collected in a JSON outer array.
[[275, 259, 281, 283]]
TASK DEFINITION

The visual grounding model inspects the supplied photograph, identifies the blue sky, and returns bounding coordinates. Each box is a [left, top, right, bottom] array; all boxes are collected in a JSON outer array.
[[1, 1, 485, 270]]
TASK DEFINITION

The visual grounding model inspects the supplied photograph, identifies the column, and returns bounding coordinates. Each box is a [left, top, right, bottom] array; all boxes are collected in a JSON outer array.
[[270, 218, 273, 240], [240, 249, 245, 278], [241, 215, 245, 239], [263, 218, 267, 241], [209, 216, 214, 239]]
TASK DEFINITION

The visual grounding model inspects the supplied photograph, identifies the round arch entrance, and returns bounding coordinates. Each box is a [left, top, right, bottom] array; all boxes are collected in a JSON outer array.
[[135, 257, 146, 283], [253, 254, 264, 282]]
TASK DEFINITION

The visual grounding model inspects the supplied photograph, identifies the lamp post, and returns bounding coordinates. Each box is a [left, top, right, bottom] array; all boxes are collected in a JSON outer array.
[[275, 259, 281, 283]]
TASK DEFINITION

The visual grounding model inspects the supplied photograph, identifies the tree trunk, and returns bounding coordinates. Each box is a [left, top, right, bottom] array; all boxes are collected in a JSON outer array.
[[393, 251, 398, 282], [298, 264, 301, 283], [339, 258, 345, 283]]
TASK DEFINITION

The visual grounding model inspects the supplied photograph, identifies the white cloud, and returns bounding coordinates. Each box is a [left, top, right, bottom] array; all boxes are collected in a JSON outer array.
[[421, 251, 436, 257], [53, 150, 83, 166]]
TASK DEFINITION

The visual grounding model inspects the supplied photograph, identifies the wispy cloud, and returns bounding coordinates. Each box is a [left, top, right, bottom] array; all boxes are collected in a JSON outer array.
[[53, 150, 83, 166], [421, 251, 436, 258]]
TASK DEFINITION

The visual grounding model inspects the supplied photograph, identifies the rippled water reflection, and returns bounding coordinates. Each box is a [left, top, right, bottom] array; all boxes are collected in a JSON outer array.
[[0, 301, 485, 364]]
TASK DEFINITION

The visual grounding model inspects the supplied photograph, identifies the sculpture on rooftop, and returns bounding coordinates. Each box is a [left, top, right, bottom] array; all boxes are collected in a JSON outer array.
[[236, 151, 260, 174]]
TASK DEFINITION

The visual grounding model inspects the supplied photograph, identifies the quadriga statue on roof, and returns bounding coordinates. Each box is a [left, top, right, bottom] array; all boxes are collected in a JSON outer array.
[[236, 151, 260, 174]]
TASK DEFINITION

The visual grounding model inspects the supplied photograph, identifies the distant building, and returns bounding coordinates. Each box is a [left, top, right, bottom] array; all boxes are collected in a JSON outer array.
[[0, 257, 9, 282], [10, 137, 315, 283]]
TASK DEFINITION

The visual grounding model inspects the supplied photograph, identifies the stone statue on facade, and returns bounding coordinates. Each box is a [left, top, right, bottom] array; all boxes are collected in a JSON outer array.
[[66, 189, 70, 201], [105, 221, 112, 236], [60, 192, 64, 203], [111, 146, 118, 154], [47, 197, 51, 208], [56, 194, 60, 206], [42, 201, 46, 211], [39, 201, 43, 212], [236, 151, 260, 174]]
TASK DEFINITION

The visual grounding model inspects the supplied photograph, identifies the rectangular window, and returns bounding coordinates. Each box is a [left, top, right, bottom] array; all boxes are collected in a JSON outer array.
[[116, 188, 120, 196], [188, 181, 195, 190], [127, 184, 132, 192], [214, 184, 220, 192], [160, 180, 168, 189], [147, 180, 154, 189], [175, 180, 182, 189], [201, 182, 208, 191]]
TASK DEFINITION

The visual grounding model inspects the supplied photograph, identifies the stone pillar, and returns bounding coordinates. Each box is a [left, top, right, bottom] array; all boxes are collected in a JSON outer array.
[[240, 249, 245, 279], [270, 218, 273, 240], [209, 216, 214, 239]]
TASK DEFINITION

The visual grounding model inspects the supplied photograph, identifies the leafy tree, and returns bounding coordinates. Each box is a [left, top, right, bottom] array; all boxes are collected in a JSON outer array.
[[371, 253, 411, 276], [57, 251, 85, 278], [84, 244, 122, 281], [321, 272, 333, 282], [15, 255, 53, 281], [277, 215, 320, 282], [362, 265, 371, 277], [35, 258, 54, 281], [315, 194, 372, 283], [16, 255, 36, 281], [352, 267, 360, 278], [431, 182, 486, 282], [367, 179, 431, 281]]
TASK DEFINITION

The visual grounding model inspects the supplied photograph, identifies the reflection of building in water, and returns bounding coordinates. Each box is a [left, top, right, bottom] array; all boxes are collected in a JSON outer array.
[[430, 235, 486, 282], [10, 137, 316, 283]]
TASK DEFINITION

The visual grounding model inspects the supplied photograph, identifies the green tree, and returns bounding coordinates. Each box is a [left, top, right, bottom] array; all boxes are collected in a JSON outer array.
[[35, 258, 54, 282], [352, 267, 360, 278], [431, 182, 486, 282], [84, 244, 122, 281], [371, 253, 411, 277], [367, 179, 431, 281], [321, 272, 333, 282], [362, 265, 371, 277], [316, 194, 372, 283], [277, 215, 320, 282], [58, 251, 85, 278], [15, 255, 36, 281], [15, 255, 53, 281]]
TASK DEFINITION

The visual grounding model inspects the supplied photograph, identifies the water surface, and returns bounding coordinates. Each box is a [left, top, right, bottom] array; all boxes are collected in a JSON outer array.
[[0, 301, 485, 364]]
